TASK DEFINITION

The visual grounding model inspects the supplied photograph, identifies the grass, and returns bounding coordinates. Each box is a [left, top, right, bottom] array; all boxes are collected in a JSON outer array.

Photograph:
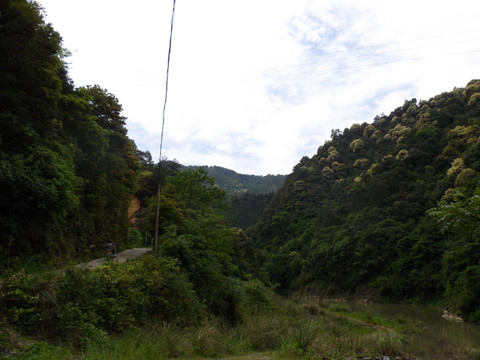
[[3, 299, 480, 360]]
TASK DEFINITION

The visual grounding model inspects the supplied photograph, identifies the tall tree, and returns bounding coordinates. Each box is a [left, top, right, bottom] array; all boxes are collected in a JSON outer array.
[[0, 0, 80, 258], [0, 0, 140, 264]]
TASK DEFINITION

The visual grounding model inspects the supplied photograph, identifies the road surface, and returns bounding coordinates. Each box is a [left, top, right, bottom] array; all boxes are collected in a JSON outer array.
[[78, 248, 152, 269]]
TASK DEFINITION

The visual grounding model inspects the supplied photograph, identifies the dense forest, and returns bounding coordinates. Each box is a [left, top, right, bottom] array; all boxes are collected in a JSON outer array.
[[0, 0, 139, 266], [250, 79, 480, 322], [186, 165, 285, 194], [185, 166, 285, 229], [2, 0, 480, 358], [0, 0, 259, 300], [0, 1, 268, 354]]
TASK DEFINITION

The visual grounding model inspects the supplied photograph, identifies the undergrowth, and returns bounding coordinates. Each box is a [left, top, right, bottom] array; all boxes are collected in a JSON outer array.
[[1, 259, 480, 359]]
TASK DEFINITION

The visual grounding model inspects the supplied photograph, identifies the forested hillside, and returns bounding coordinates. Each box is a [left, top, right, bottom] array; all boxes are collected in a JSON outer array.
[[250, 80, 480, 322], [3, 1, 480, 325], [5, 1, 480, 358], [186, 165, 286, 194], [226, 191, 276, 229], [187, 166, 285, 229], [0, 0, 139, 266], [181, 166, 284, 229], [0, 1, 268, 352]]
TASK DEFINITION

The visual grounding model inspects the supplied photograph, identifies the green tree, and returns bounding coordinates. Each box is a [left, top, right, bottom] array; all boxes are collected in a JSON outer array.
[[142, 168, 240, 319], [428, 192, 480, 320], [62, 85, 139, 249], [0, 0, 80, 259], [0, 1, 140, 263], [250, 80, 480, 307]]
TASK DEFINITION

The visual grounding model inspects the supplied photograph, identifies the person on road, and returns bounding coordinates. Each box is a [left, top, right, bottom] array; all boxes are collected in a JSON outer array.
[[105, 242, 116, 259]]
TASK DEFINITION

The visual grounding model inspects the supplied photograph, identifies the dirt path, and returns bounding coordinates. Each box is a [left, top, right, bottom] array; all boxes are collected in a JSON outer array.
[[78, 248, 152, 269]]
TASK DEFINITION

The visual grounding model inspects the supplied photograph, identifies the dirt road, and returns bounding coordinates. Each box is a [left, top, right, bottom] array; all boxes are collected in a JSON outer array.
[[79, 248, 152, 269]]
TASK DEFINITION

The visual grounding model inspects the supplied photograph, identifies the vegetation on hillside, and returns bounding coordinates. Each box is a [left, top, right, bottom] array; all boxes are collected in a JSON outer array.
[[226, 191, 276, 229], [2, 291, 478, 359], [250, 80, 480, 322], [0, 2, 269, 357], [2, 1, 480, 358], [182, 166, 285, 229], [186, 166, 285, 229], [186, 165, 285, 194], [0, 0, 139, 267]]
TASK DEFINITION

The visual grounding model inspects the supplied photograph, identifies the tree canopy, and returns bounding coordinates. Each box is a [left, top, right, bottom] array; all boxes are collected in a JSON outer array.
[[0, 0, 139, 265], [250, 80, 480, 321]]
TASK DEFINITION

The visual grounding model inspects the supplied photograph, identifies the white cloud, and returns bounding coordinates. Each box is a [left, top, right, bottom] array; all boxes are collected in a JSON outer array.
[[39, 0, 480, 175]]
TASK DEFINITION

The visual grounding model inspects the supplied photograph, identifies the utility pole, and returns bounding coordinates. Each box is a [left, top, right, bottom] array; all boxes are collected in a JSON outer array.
[[153, 163, 162, 255]]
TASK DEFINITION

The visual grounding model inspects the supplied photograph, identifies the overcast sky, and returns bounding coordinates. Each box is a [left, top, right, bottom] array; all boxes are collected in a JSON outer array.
[[38, 0, 480, 175]]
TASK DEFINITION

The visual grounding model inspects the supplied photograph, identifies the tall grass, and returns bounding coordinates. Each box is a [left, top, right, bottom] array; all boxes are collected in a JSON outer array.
[[4, 297, 480, 359], [194, 319, 226, 356], [238, 313, 289, 351]]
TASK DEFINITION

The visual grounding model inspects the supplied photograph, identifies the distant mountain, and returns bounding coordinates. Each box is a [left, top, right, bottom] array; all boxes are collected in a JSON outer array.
[[250, 80, 480, 321], [184, 165, 286, 230], [185, 165, 286, 194]]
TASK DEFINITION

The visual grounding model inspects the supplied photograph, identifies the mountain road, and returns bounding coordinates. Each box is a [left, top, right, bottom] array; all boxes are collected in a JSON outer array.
[[78, 247, 152, 269]]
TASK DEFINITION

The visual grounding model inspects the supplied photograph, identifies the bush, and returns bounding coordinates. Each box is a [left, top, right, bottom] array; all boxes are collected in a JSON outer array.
[[469, 310, 480, 324], [0, 256, 205, 344], [374, 331, 409, 356], [237, 279, 276, 317], [468, 348, 480, 360], [300, 302, 324, 316], [0, 271, 47, 334], [11, 341, 73, 360], [58, 255, 204, 334], [127, 227, 143, 245], [287, 320, 322, 355], [155, 322, 192, 358]]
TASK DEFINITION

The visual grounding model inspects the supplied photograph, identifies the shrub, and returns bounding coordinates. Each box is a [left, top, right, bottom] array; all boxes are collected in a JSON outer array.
[[156, 322, 192, 358], [58, 255, 204, 334], [0, 271, 50, 334], [468, 348, 480, 360], [127, 227, 143, 245], [288, 320, 322, 355], [300, 302, 324, 316], [11, 341, 74, 360], [0, 256, 205, 344]]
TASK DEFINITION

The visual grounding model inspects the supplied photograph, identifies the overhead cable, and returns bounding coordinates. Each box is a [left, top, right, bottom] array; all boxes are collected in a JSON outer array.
[[154, 0, 177, 256]]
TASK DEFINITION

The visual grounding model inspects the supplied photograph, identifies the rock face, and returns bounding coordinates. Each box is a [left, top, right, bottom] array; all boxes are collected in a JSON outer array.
[[128, 196, 142, 226]]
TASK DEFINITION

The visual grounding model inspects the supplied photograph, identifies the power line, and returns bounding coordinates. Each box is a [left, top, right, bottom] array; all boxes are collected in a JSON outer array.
[[239, 28, 480, 72], [154, 0, 176, 256], [270, 48, 480, 81], [229, 47, 480, 97], [270, 37, 480, 73]]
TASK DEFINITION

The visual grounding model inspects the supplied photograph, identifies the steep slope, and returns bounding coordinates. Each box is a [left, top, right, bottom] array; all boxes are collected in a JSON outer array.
[[0, 1, 139, 263], [250, 80, 480, 319]]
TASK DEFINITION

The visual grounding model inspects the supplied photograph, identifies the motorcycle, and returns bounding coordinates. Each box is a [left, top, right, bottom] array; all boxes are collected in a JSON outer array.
[[105, 243, 116, 260]]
